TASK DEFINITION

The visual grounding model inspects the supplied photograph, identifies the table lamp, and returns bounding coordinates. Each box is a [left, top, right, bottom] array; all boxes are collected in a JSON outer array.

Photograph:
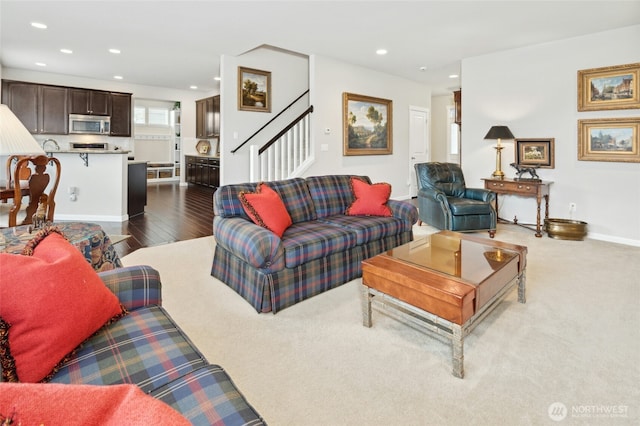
[[0, 104, 46, 155], [484, 125, 514, 178]]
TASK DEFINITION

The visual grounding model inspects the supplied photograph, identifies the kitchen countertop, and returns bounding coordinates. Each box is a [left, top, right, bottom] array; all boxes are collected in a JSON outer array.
[[46, 149, 131, 154], [187, 154, 220, 159]]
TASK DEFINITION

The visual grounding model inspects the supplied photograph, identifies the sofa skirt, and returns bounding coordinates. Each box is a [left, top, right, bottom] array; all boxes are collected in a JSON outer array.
[[211, 231, 413, 314]]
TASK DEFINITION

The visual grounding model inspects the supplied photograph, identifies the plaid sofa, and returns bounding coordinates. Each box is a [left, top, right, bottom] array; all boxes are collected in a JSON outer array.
[[212, 175, 419, 313], [50, 265, 265, 426]]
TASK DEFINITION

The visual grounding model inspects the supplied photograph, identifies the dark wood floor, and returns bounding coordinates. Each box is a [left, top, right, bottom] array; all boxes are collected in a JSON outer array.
[[95, 182, 216, 258]]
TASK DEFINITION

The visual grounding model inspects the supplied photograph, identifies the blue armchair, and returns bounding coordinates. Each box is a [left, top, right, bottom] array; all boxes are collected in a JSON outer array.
[[414, 162, 497, 238]]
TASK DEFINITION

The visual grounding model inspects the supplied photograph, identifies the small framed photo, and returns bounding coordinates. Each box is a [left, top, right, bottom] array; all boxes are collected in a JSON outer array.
[[515, 138, 555, 168], [577, 62, 640, 111], [578, 117, 640, 163], [343, 92, 392, 156], [238, 67, 271, 112]]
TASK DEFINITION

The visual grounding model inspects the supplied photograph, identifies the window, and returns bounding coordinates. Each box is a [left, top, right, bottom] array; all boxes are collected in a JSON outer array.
[[133, 103, 171, 126], [447, 106, 460, 163], [148, 107, 169, 126], [450, 123, 459, 155]]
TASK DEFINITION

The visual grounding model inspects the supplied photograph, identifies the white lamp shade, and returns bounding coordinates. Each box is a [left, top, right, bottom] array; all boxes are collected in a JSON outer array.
[[0, 104, 46, 155]]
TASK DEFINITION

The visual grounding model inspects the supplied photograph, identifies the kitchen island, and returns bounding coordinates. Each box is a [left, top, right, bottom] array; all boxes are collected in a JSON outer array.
[[46, 149, 130, 222]]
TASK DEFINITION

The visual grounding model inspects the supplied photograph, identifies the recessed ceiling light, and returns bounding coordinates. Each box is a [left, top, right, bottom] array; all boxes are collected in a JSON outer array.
[[449, 74, 459, 79], [214, 77, 221, 81], [60, 49, 73, 54], [35, 62, 46, 67], [31, 22, 47, 29], [376, 49, 388, 55], [109, 48, 121, 54], [113, 75, 123, 80], [190, 85, 198, 90], [419, 66, 427, 72]]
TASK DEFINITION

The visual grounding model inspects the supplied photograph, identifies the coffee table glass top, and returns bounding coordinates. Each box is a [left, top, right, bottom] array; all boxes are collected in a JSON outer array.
[[385, 233, 518, 285]]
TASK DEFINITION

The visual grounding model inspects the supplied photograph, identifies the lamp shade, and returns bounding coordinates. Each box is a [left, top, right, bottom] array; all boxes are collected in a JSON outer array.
[[484, 126, 515, 140], [0, 104, 46, 155]]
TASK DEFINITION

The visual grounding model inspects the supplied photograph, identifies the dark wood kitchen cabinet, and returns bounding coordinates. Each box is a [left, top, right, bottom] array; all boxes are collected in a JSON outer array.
[[195, 95, 220, 138], [195, 99, 205, 138], [68, 88, 110, 115], [1, 80, 68, 134], [109, 92, 132, 136], [186, 155, 219, 188]]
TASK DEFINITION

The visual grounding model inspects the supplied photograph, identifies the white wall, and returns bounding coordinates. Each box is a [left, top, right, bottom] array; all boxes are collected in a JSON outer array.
[[430, 94, 453, 162], [461, 25, 640, 246], [219, 49, 432, 199], [219, 47, 310, 185], [306, 55, 431, 199]]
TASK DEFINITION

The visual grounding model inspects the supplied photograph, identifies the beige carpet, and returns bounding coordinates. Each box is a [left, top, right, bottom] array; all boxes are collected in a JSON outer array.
[[122, 225, 640, 425]]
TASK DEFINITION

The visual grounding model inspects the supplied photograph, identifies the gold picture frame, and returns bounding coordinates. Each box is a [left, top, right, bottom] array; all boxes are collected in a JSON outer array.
[[343, 92, 392, 156], [238, 67, 271, 112], [577, 62, 640, 111], [515, 138, 555, 168], [578, 117, 640, 163]]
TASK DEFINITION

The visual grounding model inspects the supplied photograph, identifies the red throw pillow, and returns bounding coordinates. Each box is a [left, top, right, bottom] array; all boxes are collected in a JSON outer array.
[[0, 229, 126, 383], [0, 383, 190, 425], [239, 183, 293, 237], [346, 177, 393, 217]]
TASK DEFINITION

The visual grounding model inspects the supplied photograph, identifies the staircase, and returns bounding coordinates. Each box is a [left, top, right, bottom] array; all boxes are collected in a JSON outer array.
[[232, 91, 313, 181]]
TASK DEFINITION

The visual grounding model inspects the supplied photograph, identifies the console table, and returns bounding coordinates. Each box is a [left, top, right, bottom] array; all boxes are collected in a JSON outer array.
[[482, 178, 553, 237], [0, 222, 122, 271]]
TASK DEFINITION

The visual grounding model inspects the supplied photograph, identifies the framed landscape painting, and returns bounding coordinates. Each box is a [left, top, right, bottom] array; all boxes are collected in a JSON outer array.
[[515, 138, 555, 168], [343, 92, 392, 156], [238, 67, 271, 112], [577, 62, 640, 111], [578, 117, 640, 163]]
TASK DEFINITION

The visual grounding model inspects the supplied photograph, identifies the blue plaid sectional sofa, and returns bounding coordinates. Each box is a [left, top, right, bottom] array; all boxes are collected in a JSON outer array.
[[212, 175, 419, 313], [50, 264, 265, 426]]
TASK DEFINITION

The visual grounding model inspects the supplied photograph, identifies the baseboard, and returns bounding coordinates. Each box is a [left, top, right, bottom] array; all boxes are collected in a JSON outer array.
[[587, 232, 640, 247], [54, 213, 129, 223]]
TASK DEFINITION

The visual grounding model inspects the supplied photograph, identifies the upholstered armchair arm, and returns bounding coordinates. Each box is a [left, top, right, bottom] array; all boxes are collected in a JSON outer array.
[[213, 216, 285, 270], [98, 265, 162, 310], [417, 187, 449, 204], [416, 187, 452, 229], [387, 199, 419, 225], [464, 188, 496, 203]]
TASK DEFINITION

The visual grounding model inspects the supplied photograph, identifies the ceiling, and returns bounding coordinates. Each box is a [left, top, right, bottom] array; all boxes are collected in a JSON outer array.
[[2, 1, 640, 96]]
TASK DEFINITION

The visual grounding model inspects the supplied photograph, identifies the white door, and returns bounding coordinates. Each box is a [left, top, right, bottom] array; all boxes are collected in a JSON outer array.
[[409, 106, 430, 197]]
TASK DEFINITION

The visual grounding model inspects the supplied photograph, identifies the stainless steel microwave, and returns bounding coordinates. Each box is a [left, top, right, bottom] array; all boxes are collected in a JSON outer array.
[[69, 114, 111, 135]]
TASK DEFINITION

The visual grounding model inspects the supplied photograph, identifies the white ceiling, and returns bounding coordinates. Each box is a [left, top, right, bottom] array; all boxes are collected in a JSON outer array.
[[2, 1, 640, 95]]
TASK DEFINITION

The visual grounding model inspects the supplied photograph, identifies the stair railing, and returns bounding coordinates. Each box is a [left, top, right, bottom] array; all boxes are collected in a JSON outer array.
[[250, 106, 314, 181], [231, 89, 309, 154]]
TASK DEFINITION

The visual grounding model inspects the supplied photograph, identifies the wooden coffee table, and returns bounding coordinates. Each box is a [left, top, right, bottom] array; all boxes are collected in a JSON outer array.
[[361, 230, 527, 378]]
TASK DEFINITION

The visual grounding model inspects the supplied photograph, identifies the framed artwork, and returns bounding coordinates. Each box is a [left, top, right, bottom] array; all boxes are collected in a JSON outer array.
[[238, 67, 271, 112], [343, 92, 392, 156], [578, 117, 640, 163], [515, 138, 555, 168], [577, 62, 640, 111]]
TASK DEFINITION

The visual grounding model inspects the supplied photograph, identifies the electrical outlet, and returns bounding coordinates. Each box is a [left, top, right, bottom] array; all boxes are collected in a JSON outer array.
[[569, 202, 577, 212]]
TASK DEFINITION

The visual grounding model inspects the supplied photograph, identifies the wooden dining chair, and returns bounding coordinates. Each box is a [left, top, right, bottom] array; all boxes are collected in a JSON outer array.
[[9, 155, 61, 227], [3, 155, 31, 203]]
